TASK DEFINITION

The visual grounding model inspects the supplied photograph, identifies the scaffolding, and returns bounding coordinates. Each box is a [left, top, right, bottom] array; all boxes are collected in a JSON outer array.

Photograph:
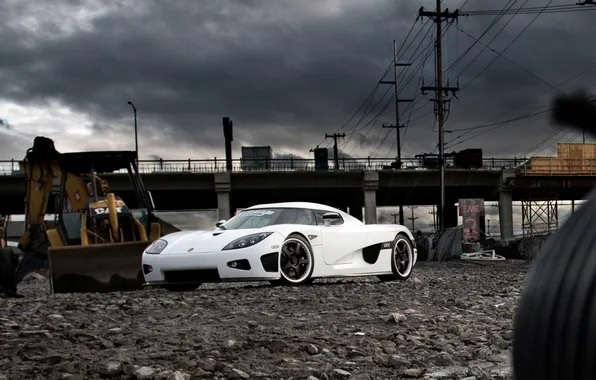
[[521, 195, 559, 237]]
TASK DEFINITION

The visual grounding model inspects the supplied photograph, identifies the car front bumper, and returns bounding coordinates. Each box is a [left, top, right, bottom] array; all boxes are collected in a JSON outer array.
[[141, 233, 285, 285]]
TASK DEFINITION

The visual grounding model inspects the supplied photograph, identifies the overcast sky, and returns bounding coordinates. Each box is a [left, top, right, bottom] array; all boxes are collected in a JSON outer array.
[[1, 0, 595, 162]]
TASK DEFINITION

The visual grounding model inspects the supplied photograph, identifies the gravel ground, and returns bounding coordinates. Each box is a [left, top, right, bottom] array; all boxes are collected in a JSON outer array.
[[0, 260, 530, 380]]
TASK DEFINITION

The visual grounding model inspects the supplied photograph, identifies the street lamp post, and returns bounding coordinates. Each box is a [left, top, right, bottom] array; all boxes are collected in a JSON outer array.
[[127, 101, 139, 160]]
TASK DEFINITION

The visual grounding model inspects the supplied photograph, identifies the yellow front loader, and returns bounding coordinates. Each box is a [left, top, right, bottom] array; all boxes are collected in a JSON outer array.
[[18, 137, 161, 294]]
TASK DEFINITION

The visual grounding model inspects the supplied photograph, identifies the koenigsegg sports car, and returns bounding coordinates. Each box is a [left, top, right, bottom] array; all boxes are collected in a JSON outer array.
[[141, 202, 418, 291]]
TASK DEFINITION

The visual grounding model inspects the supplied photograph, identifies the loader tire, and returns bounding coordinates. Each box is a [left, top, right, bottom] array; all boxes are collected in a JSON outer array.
[[513, 188, 596, 380], [0, 248, 19, 296]]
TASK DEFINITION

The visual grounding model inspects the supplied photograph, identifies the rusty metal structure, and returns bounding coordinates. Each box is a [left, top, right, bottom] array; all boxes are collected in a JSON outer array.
[[521, 195, 559, 237]]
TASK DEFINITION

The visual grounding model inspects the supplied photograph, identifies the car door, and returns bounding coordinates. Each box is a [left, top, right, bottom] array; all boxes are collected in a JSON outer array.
[[312, 209, 368, 266]]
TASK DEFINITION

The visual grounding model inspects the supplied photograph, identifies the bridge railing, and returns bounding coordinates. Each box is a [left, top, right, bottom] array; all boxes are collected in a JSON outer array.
[[0, 156, 527, 175], [517, 158, 596, 176]]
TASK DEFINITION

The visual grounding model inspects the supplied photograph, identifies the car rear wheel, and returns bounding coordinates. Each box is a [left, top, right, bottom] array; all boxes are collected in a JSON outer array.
[[276, 234, 314, 286], [163, 283, 201, 292], [378, 233, 414, 282]]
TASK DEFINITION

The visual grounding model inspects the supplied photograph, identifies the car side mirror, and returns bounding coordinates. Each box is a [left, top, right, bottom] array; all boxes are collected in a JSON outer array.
[[322, 212, 341, 226], [215, 220, 226, 228]]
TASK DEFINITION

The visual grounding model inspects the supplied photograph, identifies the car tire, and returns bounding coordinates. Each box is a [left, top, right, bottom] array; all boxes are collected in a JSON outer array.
[[163, 283, 201, 292], [276, 233, 315, 286], [512, 190, 596, 380], [377, 233, 414, 282]]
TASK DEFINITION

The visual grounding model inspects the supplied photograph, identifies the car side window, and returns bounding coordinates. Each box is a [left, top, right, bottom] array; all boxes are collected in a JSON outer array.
[[295, 209, 317, 226], [312, 209, 344, 226]]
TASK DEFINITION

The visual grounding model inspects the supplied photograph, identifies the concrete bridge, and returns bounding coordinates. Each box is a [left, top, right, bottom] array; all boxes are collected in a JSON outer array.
[[6, 167, 593, 240]]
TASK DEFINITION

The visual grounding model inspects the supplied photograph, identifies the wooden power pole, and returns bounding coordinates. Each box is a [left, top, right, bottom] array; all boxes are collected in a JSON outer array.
[[407, 206, 419, 231], [429, 205, 437, 232], [380, 39, 413, 225], [419, 1, 461, 230], [390, 213, 399, 224], [325, 133, 345, 170]]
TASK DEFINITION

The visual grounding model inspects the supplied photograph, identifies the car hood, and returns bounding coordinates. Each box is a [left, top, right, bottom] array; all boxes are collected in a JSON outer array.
[[161, 228, 274, 254]]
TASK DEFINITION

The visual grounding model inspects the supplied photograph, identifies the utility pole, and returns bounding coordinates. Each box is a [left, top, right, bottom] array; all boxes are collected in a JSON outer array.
[[380, 39, 413, 225], [325, 133, 345, 170], [419, 2, 461, 230], [429, 205, 437, 232], [223, 117, 234, 172], [390, 213, 399, 224], [127, 101, 139, 160], [487, 219, 491, 236], [407, 206, 419, 231]]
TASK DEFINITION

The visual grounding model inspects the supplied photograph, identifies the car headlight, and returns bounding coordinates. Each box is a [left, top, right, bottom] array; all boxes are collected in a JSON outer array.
[[222, 232, 273, 251], [145, 239, 168, 254]]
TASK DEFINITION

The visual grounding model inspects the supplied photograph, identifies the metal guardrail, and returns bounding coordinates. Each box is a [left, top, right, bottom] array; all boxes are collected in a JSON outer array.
[[516, 158, 596, 176], [0, 157, 527, 176]]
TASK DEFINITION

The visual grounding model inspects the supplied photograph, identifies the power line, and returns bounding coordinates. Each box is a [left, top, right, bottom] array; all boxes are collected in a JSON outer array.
[[330, 16, 434, 153], [451, 23, 564, 94], [459, 0, 554, 94], [316, 59, 394, 148], [444, 63, 596, 148], [465, 3, 596, 15], [343, 91, 394, 154], [444, 0, 519, 77]]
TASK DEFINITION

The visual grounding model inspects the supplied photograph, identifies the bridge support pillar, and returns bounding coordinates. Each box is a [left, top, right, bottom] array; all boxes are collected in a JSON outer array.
[[498, 169, 514, 240], [363, 171, 378, 224], [214, 172, 231, 220]]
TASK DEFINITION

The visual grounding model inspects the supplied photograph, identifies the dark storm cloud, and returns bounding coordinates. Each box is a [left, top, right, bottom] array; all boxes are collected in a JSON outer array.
[[0, 0, 594, 159]]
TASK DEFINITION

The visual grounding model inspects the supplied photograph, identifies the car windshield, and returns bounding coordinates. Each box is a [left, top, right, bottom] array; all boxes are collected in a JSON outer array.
[[220, 208, 315, 230]]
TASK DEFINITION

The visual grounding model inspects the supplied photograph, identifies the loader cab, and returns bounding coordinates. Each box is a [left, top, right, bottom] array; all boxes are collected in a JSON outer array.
[[50, 151, 159, 247], [81, 196, 144, 244]]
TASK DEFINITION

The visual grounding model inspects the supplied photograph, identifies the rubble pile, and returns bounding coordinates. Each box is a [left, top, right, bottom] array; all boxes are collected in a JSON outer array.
[[0, 260, 529, 379]]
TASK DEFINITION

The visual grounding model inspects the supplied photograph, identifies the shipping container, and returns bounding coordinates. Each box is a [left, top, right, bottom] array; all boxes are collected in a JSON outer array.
[[313, 147, 329, 171], [522, 143, 596, 175], [241, 146, 273, 171]]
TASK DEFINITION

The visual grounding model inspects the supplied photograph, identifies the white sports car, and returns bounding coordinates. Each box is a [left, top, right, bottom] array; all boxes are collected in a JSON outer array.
[[141, 202, 418, 291]]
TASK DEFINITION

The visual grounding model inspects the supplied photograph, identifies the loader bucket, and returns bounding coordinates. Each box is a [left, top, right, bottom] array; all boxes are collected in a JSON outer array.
[[48, 241, 152, 294]]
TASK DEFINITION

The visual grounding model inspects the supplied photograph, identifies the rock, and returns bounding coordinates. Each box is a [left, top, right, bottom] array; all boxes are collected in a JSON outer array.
[[199, 358, 218, 372], [167, 371, 191, 380], [388, 355, 412, 369], [427, 352, 456, 367], [22, 272, 46, 282], [97, 361, 123, 376], [403, 368, 425, 378], [0, 257, 530, 380], [107, 327, 123, 335], [305, 343, 319, 355], [382, 312, 407, 323], [331, 368, 351, 377], [502, 330, 514, 341], [229, 368, 250, 379], [134, 366, 157, 379], [349, 374, 371, 380]]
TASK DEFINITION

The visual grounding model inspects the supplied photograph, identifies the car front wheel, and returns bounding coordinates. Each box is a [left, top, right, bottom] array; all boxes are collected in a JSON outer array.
[[378, 233, 414, 282], [275, 234, 315, 286]]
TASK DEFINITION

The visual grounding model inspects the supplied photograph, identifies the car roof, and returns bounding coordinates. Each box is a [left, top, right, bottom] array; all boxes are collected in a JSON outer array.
[[244, 202, 340, 212]]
